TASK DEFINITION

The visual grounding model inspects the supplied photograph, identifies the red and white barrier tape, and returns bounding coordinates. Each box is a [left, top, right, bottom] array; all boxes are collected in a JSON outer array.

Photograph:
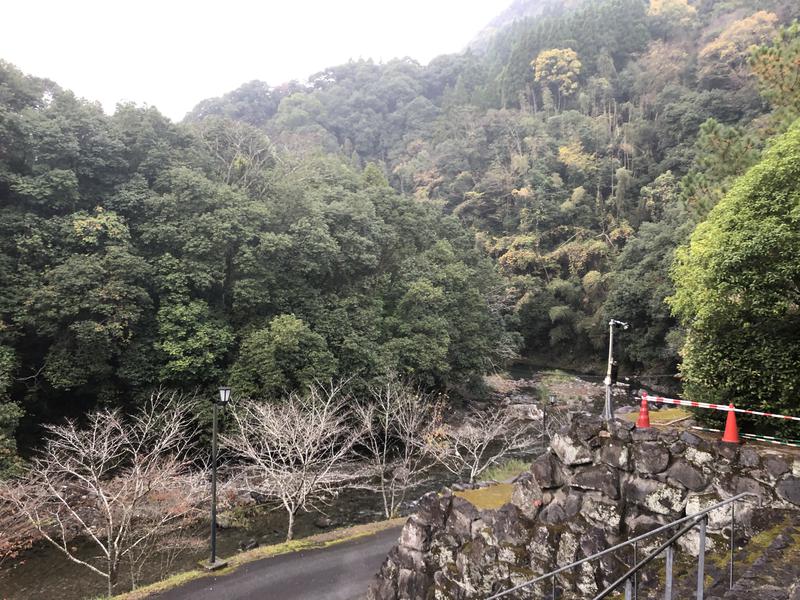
[[642, 392, 800, 423], [691, 426, 800, 448]]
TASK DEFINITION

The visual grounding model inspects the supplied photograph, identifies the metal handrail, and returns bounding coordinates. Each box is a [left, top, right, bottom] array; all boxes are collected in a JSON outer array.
[[486, 492, 757, 599], [593, 515, 706, 600]]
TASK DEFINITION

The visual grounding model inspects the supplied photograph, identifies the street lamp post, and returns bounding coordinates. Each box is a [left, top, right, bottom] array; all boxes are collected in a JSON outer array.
[[603, 319, 628, 423], [207, 386, 230, 570]]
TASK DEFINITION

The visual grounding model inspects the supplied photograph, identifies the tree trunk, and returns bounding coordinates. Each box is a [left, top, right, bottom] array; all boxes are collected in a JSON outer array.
[[107, 569, 115, 599], [286, 510, 295, 542]]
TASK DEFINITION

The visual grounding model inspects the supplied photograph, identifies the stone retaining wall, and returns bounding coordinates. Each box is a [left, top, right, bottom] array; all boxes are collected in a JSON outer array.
[[368, 415, 800, 599]]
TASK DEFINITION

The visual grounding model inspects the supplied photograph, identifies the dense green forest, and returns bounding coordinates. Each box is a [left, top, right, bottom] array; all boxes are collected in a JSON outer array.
[[2, 0, 800, 469]]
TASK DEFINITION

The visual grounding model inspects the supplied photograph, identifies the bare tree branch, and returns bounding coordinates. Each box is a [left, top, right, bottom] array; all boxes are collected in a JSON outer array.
[[223, 380, 359, 541], [0, 391, 206, 598], [353, 378, 436, 518], [427, 404, 541, 483]]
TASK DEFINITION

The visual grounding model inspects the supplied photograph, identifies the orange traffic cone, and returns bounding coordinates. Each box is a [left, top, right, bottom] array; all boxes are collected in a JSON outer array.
[[636, 395, 651, 429], [721, 403, 740, 443]]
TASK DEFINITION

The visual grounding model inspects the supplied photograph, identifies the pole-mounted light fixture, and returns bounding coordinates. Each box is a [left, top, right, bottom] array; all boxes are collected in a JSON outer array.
[[218, 386, 231, 406], [603, 319, 630, 424], [207, 386, 231, 570]]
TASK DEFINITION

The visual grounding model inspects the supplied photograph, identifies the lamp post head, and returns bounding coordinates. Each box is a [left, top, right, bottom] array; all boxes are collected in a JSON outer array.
[[548, 393, 557, 406], [609, 319, 629, 330], [217, 387, 231, 406]]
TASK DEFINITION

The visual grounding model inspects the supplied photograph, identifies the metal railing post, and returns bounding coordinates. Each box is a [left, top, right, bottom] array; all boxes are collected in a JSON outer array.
[[624, 578, 633, 600], [729, 501, 735, 589], [485, 493, 756, 600], [633, 541, 638, 600], [665, 545, 674, 600], [697, 516, 707, 600]]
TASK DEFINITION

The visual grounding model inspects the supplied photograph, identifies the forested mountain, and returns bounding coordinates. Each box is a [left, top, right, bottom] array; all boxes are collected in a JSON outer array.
[[467, 0, 587, 51], [2, 0, 800, 467], [0, 70, 509, 468], [187, 0, 799, 374]]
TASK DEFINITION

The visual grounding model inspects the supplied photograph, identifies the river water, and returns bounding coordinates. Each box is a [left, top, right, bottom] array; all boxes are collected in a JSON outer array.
[[0, 373, 547, 599]]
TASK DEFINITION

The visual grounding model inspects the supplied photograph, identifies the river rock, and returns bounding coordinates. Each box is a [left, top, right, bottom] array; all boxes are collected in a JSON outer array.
[[238, 538, 258, 551]]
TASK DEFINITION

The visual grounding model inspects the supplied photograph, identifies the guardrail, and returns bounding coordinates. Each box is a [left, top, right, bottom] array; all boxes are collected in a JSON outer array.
[[487, 492, 758, 600]]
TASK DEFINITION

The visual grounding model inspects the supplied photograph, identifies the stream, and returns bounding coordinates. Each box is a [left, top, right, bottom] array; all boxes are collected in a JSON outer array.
[[0, 371, 550, 600]]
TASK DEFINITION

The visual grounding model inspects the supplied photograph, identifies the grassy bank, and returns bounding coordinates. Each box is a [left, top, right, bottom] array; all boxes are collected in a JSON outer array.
[[112, 517, 406, 600]]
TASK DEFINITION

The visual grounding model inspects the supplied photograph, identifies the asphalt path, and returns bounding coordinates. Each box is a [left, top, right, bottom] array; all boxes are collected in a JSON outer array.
[[153, 526, 402, 600]]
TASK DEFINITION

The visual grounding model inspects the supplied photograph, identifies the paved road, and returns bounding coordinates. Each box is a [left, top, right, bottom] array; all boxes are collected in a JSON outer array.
[[154, 526, 401, 600]]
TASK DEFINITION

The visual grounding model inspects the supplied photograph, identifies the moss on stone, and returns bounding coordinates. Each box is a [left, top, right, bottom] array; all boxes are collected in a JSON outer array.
[[454, 484, 514, 510]]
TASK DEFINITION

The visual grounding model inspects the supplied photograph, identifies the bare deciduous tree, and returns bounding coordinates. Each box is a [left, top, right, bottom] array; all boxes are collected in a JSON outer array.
[[428, 405, 539, 483], [195, 116, 277, 194], [0, 392, 205, 598], [223, 381, 357, 541], [355, 378, 435, 518]]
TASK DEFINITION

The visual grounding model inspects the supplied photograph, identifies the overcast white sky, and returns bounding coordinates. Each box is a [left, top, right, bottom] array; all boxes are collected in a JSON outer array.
[[2, 0, 510, 121]]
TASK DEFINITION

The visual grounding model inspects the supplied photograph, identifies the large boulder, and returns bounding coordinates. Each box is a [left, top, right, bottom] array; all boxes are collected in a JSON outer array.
[[572, 464, 620, 499], [511, 473, 544, 520], [551, 432, 593, 466], [531, 451, 564, 489], [667, 458, 708, 492], [600, 438, 630, 471], [764, 456, 790, 479], [777, 476, 800, 506], [633, 441, 670, 474], [582, 493, 623, 534]]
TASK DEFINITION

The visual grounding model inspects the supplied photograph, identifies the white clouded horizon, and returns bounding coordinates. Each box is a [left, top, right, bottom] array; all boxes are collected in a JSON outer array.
[[2, 0, 509, 121]]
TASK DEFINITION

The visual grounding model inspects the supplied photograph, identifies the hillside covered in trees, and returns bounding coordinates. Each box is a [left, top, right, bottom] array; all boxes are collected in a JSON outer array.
[[2, 0, 800, 468]]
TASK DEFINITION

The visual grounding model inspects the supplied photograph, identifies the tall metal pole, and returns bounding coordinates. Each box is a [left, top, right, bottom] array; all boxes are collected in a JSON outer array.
[[697, 517, 707, 600], [665, 545, 674, 600], [210, 400, 218, 565], [603, 321, 615, 422], [729, 502, 735, 589]]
